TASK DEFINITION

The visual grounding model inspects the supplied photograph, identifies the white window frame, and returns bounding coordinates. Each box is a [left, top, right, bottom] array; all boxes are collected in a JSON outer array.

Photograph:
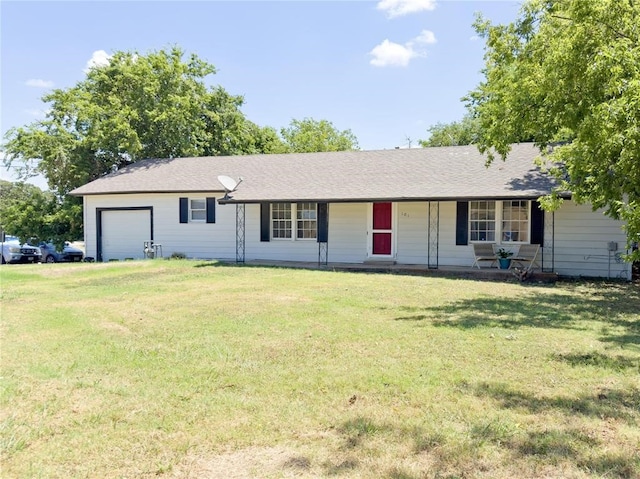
[[469, 200, 496, 242], [189, 198, 206, 222], [501, 200, 529, 243], [271, 203, 292, 239], [296, 202, 317, 240], [469, 200, 531, 244], [271, 203, 317, 241]]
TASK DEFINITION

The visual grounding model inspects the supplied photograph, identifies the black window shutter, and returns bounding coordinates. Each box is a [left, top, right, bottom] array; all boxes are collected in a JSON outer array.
[[456, 201, 469, 245], [260, 203, 270, 242], [206, 197, 216, 223], [531, 200, 544, 245], [317, 203, 328, 243], [179, 197, 188, 223]]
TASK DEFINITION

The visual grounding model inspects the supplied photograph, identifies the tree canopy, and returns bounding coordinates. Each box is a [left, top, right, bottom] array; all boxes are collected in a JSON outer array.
[[3, 47, 263, 197], [3, 47, 360, 198], [2, 47, 359, 243], [0, 180, 81, 246], [280, 118, 359, 153], [419, 113, 480, 147], [465, 0, 640, 258]]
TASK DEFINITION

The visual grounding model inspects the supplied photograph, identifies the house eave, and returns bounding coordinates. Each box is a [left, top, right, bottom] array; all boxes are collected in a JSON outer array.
[[217, 192, 572, 205], [70, 189, 226, 197]]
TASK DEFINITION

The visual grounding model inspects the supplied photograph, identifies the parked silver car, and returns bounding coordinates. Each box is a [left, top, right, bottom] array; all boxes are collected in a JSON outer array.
[[38, 242, 84, 263], [1, 235, 42, 264]]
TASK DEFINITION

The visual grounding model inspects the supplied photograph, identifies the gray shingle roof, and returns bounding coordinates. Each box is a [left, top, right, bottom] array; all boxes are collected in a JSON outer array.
[[70, 143, 561, 202]]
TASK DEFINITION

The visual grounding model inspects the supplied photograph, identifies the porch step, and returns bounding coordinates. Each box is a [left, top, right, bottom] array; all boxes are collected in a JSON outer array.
[[363, 259, 397, 266]]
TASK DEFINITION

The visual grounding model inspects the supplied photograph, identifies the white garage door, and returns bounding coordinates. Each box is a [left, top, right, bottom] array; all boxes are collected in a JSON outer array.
[[101, 209, 151, 261]]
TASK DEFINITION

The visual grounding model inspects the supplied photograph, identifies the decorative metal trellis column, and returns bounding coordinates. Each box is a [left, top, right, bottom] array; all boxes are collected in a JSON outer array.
[[235, 203, 245, 263], [427, 201, 439, 269], [317, 203, 329, 266], [318, 242, 328, 266], [543, 210, 554, 272]]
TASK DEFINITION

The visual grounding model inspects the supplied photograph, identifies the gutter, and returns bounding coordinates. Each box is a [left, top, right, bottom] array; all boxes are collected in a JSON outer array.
[[217, 193, 573, 205]]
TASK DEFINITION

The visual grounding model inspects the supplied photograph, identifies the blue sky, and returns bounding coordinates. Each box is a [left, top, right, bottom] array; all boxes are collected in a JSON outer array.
[[1, 0, 522, 188]]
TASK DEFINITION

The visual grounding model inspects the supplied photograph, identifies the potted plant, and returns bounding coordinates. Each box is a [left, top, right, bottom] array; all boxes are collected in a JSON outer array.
[[496, 248, 513, 269]]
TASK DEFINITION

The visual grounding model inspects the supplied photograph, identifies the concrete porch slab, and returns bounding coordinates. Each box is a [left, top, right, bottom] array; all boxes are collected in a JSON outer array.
[[240, 260, 558, 283]]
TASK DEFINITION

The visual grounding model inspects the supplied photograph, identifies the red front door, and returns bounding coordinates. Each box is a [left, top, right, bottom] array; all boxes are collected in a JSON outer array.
[[372, 202, 392, 255]]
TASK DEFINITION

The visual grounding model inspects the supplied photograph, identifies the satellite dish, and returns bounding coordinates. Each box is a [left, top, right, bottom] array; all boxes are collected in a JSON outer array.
[[218, 175, 238, 192], [217, 175, 243, 198]]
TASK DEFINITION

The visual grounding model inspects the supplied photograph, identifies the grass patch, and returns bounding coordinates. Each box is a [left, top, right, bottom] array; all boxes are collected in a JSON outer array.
[[1, 260, 639, 478]]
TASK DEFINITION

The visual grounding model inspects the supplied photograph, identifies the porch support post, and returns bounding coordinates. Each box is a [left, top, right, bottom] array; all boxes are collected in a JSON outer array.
[[317, 202, 329, 266], [236, 203, 245, 263], [318, 242, 328, 266], [427, 201, 439, 269], [543, 210, 554, 272]]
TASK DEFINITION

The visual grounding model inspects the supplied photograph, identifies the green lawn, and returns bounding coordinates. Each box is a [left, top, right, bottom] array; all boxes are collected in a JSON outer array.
[[1, 261, 638, 478]]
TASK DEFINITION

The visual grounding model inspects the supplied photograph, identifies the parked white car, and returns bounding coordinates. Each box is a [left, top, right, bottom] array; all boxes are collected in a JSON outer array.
[[1, 235, 42, 264]]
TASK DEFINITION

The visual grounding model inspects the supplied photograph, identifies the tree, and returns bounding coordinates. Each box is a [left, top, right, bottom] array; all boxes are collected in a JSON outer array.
[[2, 47, 262, 197], [241, 122, 289, 155], [465, 0, 640, 259], [0, 180, 48, 243], [419, 113, 480, 147], [280, 118, 359, 153], [1, 47, 286, 242], [2, 47, 360, 243], [0, 180, 80, 246]]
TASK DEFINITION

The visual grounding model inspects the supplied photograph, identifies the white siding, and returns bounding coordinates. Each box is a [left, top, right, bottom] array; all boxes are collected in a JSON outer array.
[[243, 204, 319, 262], [396, 202, 428, 264], [364, 201, 482, 268], [83, 196, 96, 259], [84, 193, 235, 261], [83, 195, 632, 278], [551, 201, 630, 279], [438, 201, 474, 267], [327, 203, 368, 263], [240, 203, 368, 263], [435, 200, 631, 278]]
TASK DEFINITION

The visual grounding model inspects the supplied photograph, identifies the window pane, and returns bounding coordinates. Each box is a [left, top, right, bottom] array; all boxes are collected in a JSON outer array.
[[501, 200, 529, 242], [191, 210, 206, 221], [469, 201, 496, 242], [272, 203, 292, 239], [296, 203, 317, 239], [189, 198, 206, 222], [190, 199, 205, 210]]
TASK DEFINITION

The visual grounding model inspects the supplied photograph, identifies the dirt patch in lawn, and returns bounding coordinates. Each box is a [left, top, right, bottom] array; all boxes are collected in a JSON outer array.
[[171, 446, 316, 478]]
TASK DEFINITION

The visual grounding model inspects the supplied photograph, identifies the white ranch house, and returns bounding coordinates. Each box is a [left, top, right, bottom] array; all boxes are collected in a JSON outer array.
[[70, 143, 632, 280]]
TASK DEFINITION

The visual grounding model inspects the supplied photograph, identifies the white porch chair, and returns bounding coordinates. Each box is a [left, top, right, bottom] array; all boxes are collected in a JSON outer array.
[[471, 243, 497, 269], [511, 244, 540, 272]]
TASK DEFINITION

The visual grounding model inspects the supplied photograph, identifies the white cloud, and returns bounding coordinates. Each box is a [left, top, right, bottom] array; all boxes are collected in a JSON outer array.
[[377, 0, 436, 18], [370, 40, 418, 67], [25, 79, 54, 88], [84, 50, 112, 72], [414, 29, 437, 45], [369, 30, 437, 67]]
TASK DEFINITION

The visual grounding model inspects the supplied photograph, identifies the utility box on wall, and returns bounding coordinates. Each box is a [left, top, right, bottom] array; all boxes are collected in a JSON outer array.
[[608, 241, 618, 252]]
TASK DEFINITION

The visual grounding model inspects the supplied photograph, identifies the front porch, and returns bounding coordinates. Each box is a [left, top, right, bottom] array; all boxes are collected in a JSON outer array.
[[239, 259, 559, 283], [230, 201, 559, 282]]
